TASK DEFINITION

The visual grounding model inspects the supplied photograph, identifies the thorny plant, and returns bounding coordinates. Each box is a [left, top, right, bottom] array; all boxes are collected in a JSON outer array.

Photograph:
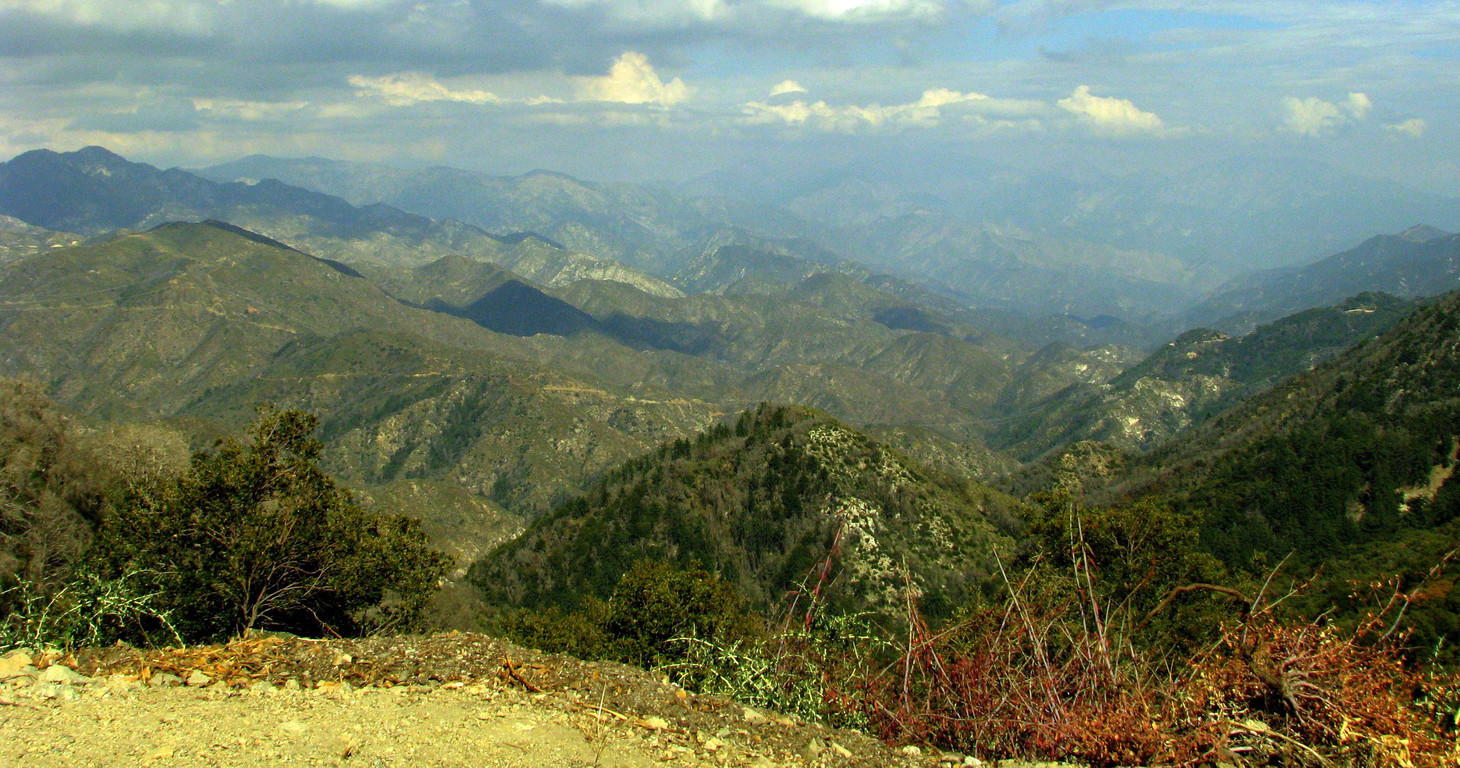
[[857, 524, 1459, 767], [0, 567, 183, 651], [663, 518, 894, 727]]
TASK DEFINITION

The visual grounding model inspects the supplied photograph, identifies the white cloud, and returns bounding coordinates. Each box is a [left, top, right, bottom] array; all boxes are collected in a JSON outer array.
[[574, 52, 693, 107], [1385, 118, 1428, 138], [193, 99, 311, 121], [308, 0, 402, 8], [742, 87, 1044, 131], [11, 0, 215, 33], [770, 80, 808, 97], [763, 0, 950, 21], [539, 0, 726, 26], [1344, 92, 1372, 120], [1056, 85, 1163, 135], [540, 0, 959, 25], [1281, 92, 1372, 136], [349, 73, 500, 107]]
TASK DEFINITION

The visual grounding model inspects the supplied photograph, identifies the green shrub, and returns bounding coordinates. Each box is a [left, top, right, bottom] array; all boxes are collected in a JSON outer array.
[[96, 406, 449, 642]]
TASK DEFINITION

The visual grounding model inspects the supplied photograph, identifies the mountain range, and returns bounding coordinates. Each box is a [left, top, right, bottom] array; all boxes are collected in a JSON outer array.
[[4, 146, 1460, 652]]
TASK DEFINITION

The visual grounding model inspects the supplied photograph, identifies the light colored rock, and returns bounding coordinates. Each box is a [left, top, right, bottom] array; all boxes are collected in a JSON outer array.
[[741, 706, 769, 725], [148, 672, 183, 688], [40, 664, 89, 685], [963, 757, 983, 767], [901, 745, 923, 756], [0, 651, 34, 677], [802, 737, 825, 759], [641, 716, 670, 731], [249, 680, 275, 694], [185, 670, 212, 687], [830, 741, 852, 758], [37, 684, 81, 701], [701, 737, 724, 752], [5, 664, 39, 684]]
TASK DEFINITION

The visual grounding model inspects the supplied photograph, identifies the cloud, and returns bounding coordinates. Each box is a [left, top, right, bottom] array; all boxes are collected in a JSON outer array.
[[1384, 118, 1428, 138], [11, 0, 216, 34], [770, 79, 808, 97], [574, 52, 692, 106], [348, 73, 500, 107], [763, 0, 952, 21], [1056, 85, 1163, 135], [742, 87, 1045, 131], [540, 0, 961, 26], [1281, 92, 1371, 136], [1344, 92, 1371, 120]]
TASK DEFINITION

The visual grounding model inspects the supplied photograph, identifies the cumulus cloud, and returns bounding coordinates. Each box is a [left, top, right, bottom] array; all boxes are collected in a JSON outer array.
[[1056, 85, 1163, 135], [1281, 92, 1371, 136], [1344, 92, 1372, 120], [574, 52, 692, 106], [349, 73, 500, 107], [1385, 117, 1428, 138], [770, 79, 808, 97], [742, 87, 1044, 131]]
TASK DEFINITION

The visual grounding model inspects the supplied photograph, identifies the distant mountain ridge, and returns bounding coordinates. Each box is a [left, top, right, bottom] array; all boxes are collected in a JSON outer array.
[[0, 147, 677, 297], [1187, 226, 1460, 332]]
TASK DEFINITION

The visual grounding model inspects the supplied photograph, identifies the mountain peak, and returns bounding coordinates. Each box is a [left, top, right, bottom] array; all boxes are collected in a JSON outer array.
[[1398, 224, 1451, 242], [72, 145, 128, 162]]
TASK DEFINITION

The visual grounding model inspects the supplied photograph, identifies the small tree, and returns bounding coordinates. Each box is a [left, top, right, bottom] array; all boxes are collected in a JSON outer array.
[[100, 406, 448, 641]]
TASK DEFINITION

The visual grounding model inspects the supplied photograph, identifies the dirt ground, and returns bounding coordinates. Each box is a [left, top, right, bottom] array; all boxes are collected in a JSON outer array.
[[1, 633, 974, 767]]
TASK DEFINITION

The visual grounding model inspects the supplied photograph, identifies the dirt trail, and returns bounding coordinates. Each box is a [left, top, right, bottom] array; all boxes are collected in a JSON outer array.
[[1, 633, 961, 768]]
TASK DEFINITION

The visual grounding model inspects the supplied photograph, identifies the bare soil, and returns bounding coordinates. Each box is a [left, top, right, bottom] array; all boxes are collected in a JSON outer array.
[[1, 632, 968, 767]]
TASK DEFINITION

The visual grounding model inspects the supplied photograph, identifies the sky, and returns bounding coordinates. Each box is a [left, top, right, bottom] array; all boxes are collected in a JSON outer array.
[[2, 0, 1458, 192]]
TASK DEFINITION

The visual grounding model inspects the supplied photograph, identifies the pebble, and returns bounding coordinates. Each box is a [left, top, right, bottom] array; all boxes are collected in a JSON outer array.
[[802, 737, 825, 759], [149, 672, 184, 688], [185, 670, 212, 687], [40, 664, 91, 685], [829, 741, 852, 758], [741, 706, 769, 725], [901, 745, 923, 756]]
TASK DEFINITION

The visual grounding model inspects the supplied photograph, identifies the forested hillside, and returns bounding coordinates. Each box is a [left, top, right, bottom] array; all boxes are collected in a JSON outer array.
[[471, 404, 1022, 621]]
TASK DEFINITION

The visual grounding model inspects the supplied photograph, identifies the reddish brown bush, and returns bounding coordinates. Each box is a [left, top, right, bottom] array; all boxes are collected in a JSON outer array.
[[853, 564, 1459, 766]]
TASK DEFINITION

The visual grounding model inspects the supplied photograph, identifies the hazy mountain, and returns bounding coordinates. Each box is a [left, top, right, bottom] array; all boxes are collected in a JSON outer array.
[[0, 147, 674, 298], [470, 404, 1022, 620], [1186, 226, 1460, 332], [696, 150, 1460, 278], [198, 154, 810, 277]]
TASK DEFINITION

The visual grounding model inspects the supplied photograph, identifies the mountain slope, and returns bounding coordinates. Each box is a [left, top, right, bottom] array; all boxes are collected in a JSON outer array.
[[470, 404, 1022, 620], [1075, 289, 1460, 592], [996, 293, 1420, 459], [0, 221, 727, 516]]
